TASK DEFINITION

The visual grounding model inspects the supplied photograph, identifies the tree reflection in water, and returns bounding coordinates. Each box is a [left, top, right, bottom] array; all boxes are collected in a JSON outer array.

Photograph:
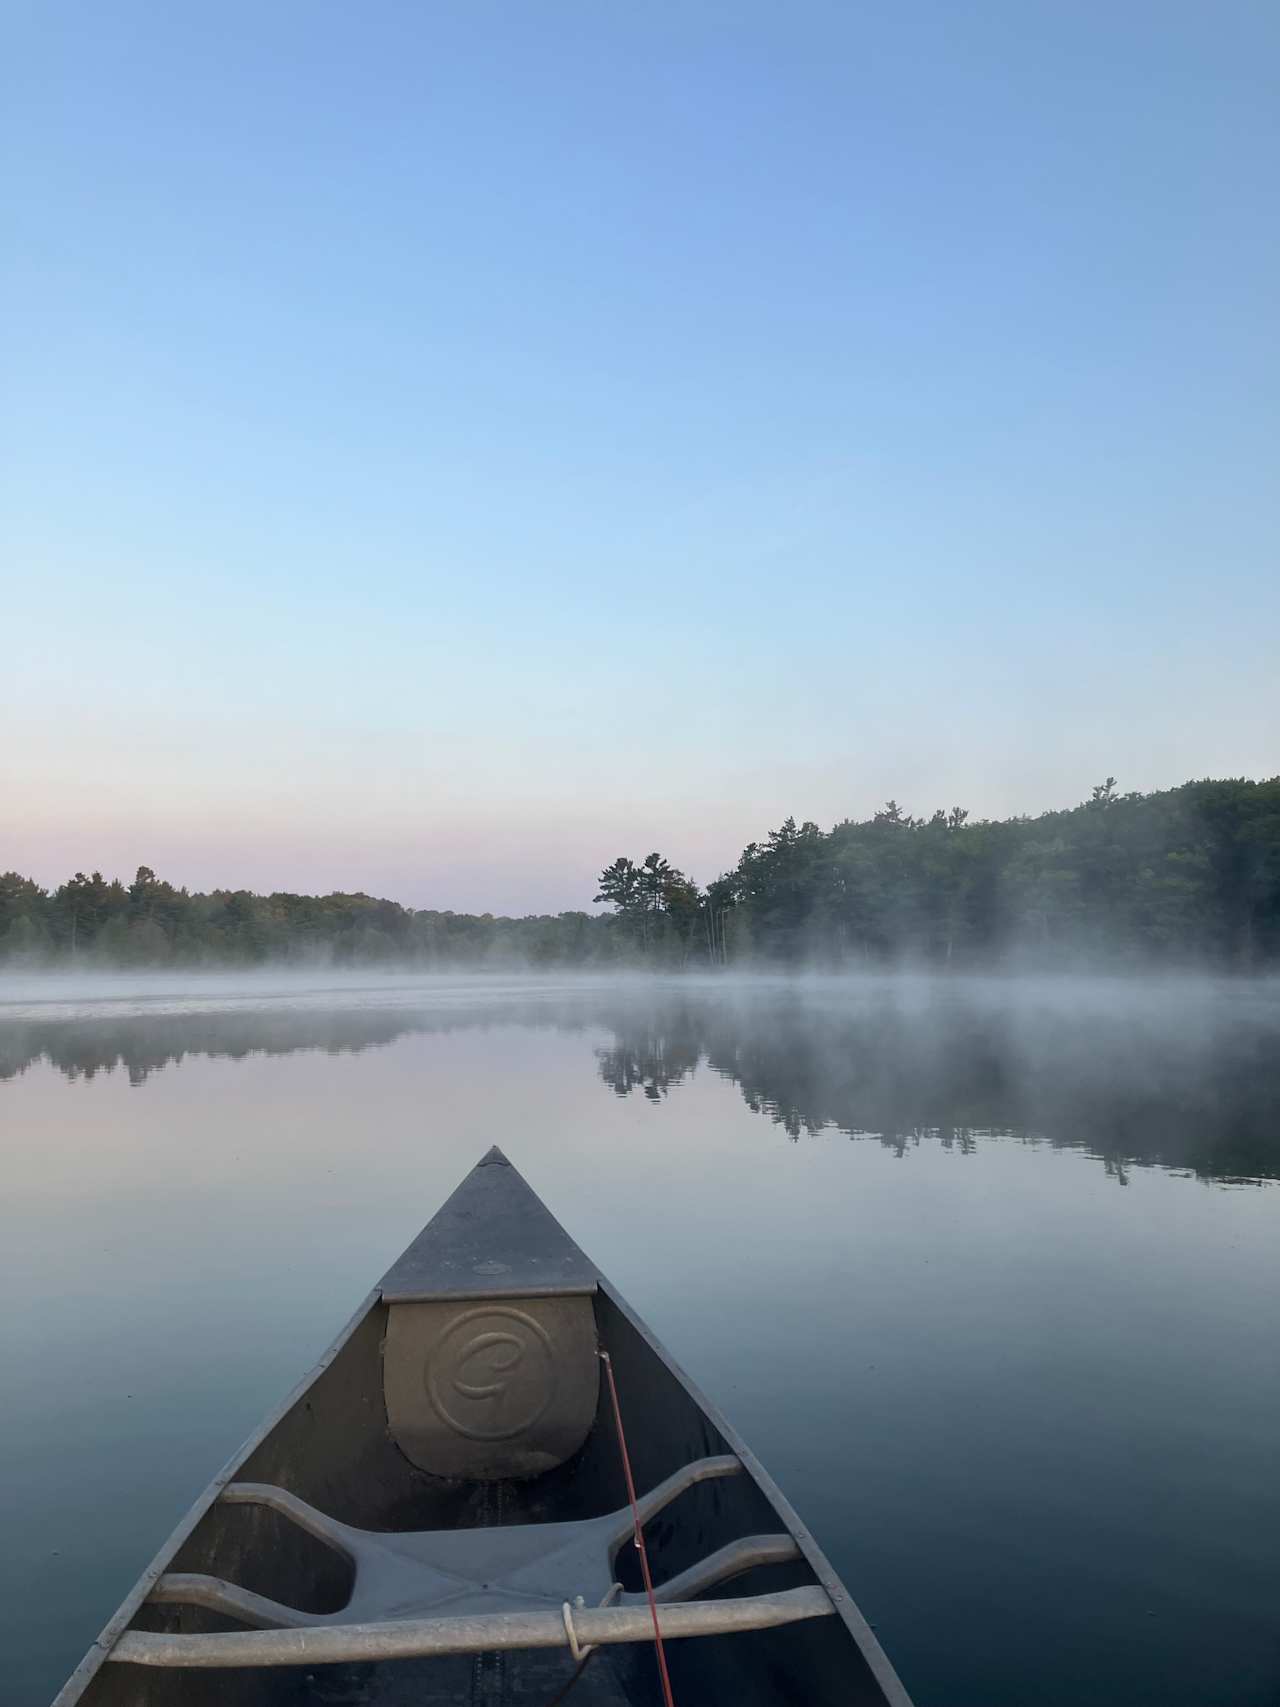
[[2, 978, 1278, 1184]]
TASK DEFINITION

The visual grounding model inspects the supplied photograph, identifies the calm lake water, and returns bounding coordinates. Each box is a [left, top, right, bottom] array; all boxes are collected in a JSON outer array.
[[3, 972, 1279, 1706]]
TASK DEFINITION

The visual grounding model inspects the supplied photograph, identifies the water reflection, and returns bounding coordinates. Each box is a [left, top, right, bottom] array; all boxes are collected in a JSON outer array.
[[3, 978, 1279, 1184], [594, 987, 1280, 1184], [4, 977, 1280, 1707], [0, 1008, 422, 1085]]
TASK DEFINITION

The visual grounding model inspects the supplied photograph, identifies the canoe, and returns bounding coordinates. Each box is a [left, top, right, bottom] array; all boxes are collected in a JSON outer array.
[[53, 1147, 913, 1707]]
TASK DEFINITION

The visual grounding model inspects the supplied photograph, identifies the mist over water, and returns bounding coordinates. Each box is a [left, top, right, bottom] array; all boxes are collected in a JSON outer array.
[[3, 971, 1279, 1705], [5, 970, 1280, 1182]]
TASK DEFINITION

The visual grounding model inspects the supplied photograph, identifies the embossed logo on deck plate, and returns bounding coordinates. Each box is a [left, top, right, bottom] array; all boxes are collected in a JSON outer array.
[[426, 1306, 557, 1441]]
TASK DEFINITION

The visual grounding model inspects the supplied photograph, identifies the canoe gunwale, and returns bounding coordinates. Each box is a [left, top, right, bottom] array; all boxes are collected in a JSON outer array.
[[50, 1152, 916, 1707], [594, 1277, 915, 1707], [48, 1289, 382, 1707]]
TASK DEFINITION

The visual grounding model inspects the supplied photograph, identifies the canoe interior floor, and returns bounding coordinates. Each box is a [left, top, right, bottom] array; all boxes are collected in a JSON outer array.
[[300, 1649, 643, 1707]]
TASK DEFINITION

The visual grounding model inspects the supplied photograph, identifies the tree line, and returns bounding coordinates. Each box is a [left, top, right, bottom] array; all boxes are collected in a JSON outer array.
[[2, 775, 1278, 969]]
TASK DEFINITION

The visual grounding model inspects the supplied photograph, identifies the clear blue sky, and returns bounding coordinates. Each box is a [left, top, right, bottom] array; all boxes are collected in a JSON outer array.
[[5, 1, 1277, 913]]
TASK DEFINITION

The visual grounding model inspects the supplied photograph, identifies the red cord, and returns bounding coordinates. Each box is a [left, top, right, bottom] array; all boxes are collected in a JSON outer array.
[[599, 1351, 677, 1707]]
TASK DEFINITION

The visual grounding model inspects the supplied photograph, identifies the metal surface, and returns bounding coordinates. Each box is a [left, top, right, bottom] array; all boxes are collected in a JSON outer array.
[[380, 1146, 598, 1303], [110, 1586, 835, 1668], [47, 1289, 383, 1707], [383, 1294, 600, 1478], [594, 1280, 918, 1707], [134, 1455, 778, 1635], [50, 1150, 918, 1707], [646, 1534, 802, 1603]]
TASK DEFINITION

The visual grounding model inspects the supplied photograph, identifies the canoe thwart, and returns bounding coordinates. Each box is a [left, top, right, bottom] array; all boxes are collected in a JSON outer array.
[[144, 1531, 802, 1635], [56, 1151, 917, 1707], [625, 1451, 742, 1532], [647, 1533, 804, 1603], [110, 1584, 836, 1668], [221, 1481, 357, 1554], [139, 1455, 756, 1638], [149, 1574, 315, 1632]]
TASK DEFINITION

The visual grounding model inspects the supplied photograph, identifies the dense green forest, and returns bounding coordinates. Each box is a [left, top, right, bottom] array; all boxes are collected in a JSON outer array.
[[3, 777, 1279, 969]]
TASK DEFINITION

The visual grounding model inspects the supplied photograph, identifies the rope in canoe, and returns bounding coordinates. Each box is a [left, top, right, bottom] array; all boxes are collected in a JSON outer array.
[[600, 1349, 678, 1707]]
